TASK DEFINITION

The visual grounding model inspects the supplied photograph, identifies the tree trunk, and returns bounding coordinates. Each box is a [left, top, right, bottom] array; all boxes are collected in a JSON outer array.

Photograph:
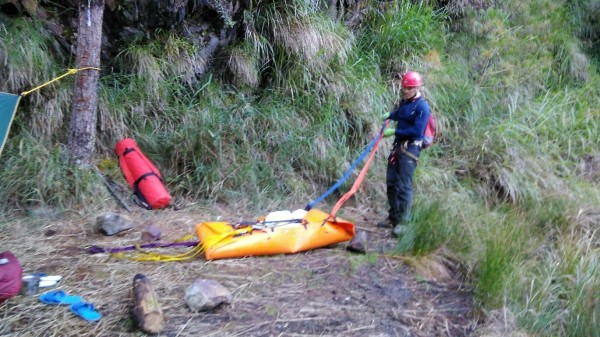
[[67, 0, 104, 166], [132, 274, 165, 334]]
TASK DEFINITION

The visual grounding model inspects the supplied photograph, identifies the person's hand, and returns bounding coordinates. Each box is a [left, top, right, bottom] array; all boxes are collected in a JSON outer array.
[[382, 112, 390, 120], [383, 128, 395, 137]]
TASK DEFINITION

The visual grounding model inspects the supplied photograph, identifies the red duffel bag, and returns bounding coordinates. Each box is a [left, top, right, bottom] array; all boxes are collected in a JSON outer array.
[[0, 251, 22, 303], [115, 138, 171, 210]]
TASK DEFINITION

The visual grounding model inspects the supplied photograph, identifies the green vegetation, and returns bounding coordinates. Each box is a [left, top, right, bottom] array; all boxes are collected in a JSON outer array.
[[0, 1, 598, 335]]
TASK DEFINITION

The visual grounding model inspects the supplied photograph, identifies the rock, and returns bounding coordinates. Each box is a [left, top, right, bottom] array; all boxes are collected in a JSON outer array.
[[96, 212, 134, 235], [184, 279, 232, 312], [392, 224, 409, 238], [346, 230, 367, 254], [141, 225, 161, 242]]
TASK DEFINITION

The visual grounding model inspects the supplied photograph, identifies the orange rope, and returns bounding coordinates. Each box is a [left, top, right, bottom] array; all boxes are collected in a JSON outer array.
[[328, 120, 389, 219]]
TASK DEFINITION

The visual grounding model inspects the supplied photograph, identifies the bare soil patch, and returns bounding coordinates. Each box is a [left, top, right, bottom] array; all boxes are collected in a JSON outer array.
[[0, 206, 476, 336]]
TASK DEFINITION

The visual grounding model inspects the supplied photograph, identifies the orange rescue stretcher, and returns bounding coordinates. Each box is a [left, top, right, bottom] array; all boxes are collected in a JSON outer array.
[[195, 208, 354, 260]]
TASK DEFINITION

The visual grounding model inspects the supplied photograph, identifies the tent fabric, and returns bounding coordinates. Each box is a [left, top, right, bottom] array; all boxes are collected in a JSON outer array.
[[0, 92, 21, 156]]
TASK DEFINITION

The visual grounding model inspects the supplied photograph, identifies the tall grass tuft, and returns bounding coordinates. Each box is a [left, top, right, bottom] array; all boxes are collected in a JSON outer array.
[[567, 0, 600, 58], [261, 8, 355, 101], [473, 213, 532, 308], [396, 198, 456, 256], [227, 41, 260, 87], [358, 1, 445, 75], [0, 17, 72, 144], [0, 18, 60, 92], [0, 135, 109, 213], [117, 32, 197, 103], [508, 197, 599, 336]]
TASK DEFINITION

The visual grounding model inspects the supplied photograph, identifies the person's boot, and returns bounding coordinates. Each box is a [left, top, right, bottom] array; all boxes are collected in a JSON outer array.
[[376, 219, 394, 228], [392, 224, 408, 238]]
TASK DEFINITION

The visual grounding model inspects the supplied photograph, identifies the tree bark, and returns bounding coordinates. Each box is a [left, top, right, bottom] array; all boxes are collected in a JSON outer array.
[[67, 0, 104, 166], [132, 274, 165, 334]]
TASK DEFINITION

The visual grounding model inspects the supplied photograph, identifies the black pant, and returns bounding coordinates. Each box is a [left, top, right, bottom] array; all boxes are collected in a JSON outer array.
[[386, 142, 421, 225]]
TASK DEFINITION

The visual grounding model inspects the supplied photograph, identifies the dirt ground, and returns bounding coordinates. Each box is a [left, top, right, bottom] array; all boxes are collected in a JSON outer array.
[[0, 204, 476, 337]]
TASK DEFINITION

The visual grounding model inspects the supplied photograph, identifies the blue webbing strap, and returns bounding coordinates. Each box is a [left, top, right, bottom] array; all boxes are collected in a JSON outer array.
[[304, 120, 389, 211]]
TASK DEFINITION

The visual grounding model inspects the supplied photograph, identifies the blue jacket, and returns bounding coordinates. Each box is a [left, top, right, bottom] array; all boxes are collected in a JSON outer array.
[[388, 95, 430, 142]]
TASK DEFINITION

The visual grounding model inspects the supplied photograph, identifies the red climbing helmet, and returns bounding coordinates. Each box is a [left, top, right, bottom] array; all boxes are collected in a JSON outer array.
[[401, 71, 423, 87]]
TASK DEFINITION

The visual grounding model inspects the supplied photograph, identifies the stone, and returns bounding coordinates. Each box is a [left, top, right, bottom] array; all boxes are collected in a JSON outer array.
[[141, 225, 161, 242], [184, 279, 232, 312], [96, 212, 134, 236], [346, 230, 367, 254], [392, 224, 409, 238]]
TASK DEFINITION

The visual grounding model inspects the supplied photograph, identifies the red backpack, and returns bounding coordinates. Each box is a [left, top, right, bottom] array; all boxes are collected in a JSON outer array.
[[422, 113, 436, 149], [0, 251, 22, 303], [115, 138, 172, 210]]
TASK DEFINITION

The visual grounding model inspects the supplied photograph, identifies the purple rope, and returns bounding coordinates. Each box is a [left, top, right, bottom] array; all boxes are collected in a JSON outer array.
[[87, 241, 199, 254]]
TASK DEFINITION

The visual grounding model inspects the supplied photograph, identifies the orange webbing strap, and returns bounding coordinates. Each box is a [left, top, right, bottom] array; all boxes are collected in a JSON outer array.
[[328, 120, 388, 219]]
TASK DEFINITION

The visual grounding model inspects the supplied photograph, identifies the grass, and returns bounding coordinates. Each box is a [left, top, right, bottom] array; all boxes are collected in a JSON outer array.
[[0, 17, 73, 146], [509, 212, 599, 335], [569, 0, 600, 59], [0, 135, 110, 214], [0, 206, 476, 336], [358, 1, 445, 75], [395, 199, 456, 256], [0, 18, 60, 92]]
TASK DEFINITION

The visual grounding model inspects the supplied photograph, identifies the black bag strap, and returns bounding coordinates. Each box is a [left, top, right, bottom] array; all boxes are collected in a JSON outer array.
[[122, 147, 136, 156], [132, 172, 159, 210]]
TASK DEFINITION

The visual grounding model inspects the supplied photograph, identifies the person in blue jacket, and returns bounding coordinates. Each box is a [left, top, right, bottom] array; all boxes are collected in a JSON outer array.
[[378, 71, 430, 237]]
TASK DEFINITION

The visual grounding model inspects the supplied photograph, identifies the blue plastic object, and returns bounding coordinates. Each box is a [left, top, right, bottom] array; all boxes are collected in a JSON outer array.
[[39, 290, 82, 305], [70, 302, 102, 322]]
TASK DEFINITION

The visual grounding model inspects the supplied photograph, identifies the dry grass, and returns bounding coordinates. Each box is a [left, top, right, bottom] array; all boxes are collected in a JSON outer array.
[[395, 246, 466, 284], [227, 49, 259, 87], [575, 206, 600, 249], [274, 16, 352, 70], [0, 206, 477, 336], [471, 308, 530, 337]]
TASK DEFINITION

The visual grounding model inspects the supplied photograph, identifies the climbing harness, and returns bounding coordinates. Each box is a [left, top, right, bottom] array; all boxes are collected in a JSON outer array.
[[395, 140, 421, 163]]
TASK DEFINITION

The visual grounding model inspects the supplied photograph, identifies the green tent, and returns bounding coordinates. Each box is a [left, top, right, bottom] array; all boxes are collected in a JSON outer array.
[[0, 92, 21, 156]]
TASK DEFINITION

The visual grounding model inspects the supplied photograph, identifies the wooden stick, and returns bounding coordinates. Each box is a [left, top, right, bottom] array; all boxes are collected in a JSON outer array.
[[132, 273, 165, 334], [93, 165, 132, 212]]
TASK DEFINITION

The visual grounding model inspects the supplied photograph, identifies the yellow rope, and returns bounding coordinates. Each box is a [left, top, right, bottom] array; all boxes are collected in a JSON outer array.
[[111, 243, 205, 262], [20, 67, 101, 96], [109, 232, 202, 262], [109, 227, 254, 262], [202, 227, 253, 250]]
